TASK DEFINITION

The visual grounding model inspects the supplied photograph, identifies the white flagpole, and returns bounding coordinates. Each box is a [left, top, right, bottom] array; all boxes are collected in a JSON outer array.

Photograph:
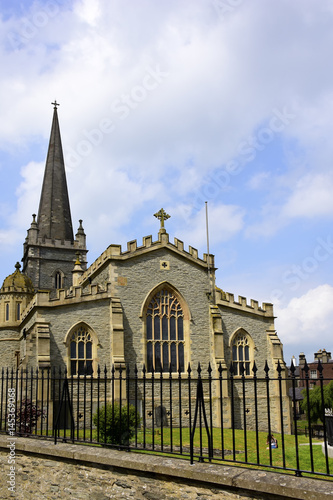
[[205, 201, 211, 296]]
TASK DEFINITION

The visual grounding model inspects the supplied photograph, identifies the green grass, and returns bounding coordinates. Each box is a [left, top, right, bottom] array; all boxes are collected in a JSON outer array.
[[132, 425, 333, 477]]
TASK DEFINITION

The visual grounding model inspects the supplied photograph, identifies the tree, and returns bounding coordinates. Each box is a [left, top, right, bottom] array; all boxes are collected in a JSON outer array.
[[93, 402, 141, 445], [300, 380, 333, 423]]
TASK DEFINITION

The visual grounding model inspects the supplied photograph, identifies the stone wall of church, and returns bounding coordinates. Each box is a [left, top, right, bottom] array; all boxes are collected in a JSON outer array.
[[217, 304, 291, 433], [110, 248, 213, 370], [25, 245, 77, 290], [0, 330, 19, 367], [219, 306, 275, 373], [21, 298, 112, 371]]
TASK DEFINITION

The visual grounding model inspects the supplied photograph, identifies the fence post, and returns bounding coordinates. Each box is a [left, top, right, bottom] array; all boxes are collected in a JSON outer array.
[[290, 362, 301, 476], [277, 360, 286, 469], [190, 363, 212, 464], [319, 360, 330, 475], [54, 369, 75, 444], [303, 361, 314, 472]]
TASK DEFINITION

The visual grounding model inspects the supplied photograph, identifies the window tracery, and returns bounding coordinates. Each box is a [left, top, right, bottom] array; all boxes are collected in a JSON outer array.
[[146, 289, 184, 372]]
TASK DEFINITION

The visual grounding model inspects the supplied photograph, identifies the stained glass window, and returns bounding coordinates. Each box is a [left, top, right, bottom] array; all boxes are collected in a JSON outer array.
[[69, 326, 93, 376], [146, 290, 185, 372], [232, 333, 252, 376]]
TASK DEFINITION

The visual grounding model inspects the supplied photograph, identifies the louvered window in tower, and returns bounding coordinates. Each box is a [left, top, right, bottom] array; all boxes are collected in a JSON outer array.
[[55, 271, 62, 289]]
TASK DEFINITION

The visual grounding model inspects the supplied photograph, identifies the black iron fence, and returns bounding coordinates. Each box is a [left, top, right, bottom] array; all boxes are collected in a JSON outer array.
[[1, 360, 333, 478]]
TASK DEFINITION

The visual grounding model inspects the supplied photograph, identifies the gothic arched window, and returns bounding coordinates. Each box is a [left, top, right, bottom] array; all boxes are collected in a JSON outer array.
[[69, 326, 93, 376], [146, 289, 185, 373], [55, 271, 62, 289], [232, 331, 253, 376]]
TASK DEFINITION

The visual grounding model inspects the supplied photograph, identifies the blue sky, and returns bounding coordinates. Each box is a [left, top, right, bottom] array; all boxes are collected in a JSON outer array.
[[0, 0, 333, 366]]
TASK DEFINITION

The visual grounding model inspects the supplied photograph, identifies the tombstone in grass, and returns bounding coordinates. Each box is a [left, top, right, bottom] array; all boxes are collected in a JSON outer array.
[[325, 408, 333, 446], [322, 408, 333, 459], [155, 406, 168, 427]]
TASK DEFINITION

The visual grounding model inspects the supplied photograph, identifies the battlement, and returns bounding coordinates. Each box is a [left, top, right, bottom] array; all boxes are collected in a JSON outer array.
[[36, 237, 86, 249], [215, 288, 274, 317], [20, 283, 112, 321], [24, 234, 86, 251], [120, 233, 213, 265], [80, 232, 214, 283]]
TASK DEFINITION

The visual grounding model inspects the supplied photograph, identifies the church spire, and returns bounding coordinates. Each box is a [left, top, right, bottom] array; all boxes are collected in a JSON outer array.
[[37, 101, 74, 242]]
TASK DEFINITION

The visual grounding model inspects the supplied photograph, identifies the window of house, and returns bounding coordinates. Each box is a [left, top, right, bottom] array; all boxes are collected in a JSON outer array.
[[232, 332, 252, 376], [70, 326, 93, 376], [55, 271, 62, 289], [310, 369, 317, 379], [146, 289, 184, 373]]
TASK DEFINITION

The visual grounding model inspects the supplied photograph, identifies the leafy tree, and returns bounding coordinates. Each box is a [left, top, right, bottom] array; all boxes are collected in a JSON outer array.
[[300, 380, 333, 423], [93, 402, 141, 445]]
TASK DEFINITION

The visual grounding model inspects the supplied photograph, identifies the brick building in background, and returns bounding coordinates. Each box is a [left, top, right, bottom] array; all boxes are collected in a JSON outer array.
[[298, 349, 333, 387]]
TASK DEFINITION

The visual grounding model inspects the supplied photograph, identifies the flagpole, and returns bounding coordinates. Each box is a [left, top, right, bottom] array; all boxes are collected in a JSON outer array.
[[205, 201, 211, 296]]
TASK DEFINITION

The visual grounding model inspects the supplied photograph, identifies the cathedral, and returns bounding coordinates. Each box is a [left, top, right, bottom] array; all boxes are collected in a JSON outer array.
[[0, 105, 290, 432]]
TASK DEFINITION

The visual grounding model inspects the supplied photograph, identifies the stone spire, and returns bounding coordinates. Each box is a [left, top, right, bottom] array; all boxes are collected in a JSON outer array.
[[37, 101, 74, 242]]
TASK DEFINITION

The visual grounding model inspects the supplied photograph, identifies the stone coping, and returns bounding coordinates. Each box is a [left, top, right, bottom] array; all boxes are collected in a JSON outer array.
[[1, 435, 333, 500]]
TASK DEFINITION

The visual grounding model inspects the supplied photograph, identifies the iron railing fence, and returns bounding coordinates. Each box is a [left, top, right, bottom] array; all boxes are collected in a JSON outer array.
[[1, 360, 332, 478]]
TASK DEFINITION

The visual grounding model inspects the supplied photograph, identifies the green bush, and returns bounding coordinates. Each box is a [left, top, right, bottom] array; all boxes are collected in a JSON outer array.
[[300, 380, 333, 423], [93, 402, 141, 445]]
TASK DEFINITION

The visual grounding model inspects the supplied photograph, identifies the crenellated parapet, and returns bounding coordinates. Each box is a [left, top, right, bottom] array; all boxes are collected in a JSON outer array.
[[20, 282, 112, 321], [79, 232, 215, 284], [25, 235, 86, 250], [216, 288, 274, 317]]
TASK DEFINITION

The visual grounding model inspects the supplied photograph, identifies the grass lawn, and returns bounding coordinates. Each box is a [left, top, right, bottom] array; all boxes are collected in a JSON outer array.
[[132, 425, 333, 477], [25, 421, 333, 478]]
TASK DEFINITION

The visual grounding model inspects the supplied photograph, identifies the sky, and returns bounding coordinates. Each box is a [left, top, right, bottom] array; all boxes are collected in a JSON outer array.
[[0, 0, 332, 366]]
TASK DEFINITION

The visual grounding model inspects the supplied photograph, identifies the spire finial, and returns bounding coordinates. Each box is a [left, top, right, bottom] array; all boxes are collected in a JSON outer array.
[[154, 208, 170, 232], [51, 100, 60, 109], [75, 251, 81, 265]]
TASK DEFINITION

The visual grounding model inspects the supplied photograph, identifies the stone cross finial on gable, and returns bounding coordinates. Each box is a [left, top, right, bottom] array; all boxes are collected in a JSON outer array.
[[154, 208, 170, 233]]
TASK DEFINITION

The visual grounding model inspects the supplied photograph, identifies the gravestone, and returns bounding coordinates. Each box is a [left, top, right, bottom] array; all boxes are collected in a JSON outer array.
[[155, 405, 168, 427]]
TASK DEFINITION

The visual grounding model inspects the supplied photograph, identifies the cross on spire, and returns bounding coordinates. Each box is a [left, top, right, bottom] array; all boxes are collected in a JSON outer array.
[[154, 208, 170, 231], [51, 100, 60, 109]]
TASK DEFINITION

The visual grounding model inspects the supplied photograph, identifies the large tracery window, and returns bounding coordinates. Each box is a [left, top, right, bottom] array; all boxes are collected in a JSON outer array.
[[232, 332, 252, 376], [70, 326, 93, 376], [146, 289, 184, 373]]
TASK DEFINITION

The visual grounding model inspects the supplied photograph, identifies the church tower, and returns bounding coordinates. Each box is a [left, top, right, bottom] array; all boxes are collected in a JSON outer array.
[[22, 102, 88, 291]]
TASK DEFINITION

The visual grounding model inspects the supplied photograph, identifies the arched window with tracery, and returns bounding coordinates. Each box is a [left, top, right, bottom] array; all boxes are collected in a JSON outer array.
[[232, 331, 253, 376], [69, 325, 93, 376], [146, 289, 185, 373]]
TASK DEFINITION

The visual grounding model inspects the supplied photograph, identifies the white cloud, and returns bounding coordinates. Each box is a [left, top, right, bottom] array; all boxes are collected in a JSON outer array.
[[74, 0, 102, 27], [247, 172, 270, 190], [282, 174, 333, 218], [172, 203, 245, 250], [1, 0, 333, 346], [276, 285, 333, 357]]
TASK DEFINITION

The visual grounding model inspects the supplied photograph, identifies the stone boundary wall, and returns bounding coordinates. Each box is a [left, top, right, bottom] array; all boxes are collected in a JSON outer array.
[[0, 435, 332, 500]]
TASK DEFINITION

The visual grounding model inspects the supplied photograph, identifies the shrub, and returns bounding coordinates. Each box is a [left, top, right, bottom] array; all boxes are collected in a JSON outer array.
[[93, 402, 141, 445], [16, 399, 45, 434]]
